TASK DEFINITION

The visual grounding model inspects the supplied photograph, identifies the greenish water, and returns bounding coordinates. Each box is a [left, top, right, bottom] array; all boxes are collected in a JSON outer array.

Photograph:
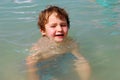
[[0, 0, 120, 80]]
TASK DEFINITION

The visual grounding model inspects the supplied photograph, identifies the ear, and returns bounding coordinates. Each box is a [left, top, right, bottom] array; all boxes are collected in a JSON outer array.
[[40, 29, 46, 36]]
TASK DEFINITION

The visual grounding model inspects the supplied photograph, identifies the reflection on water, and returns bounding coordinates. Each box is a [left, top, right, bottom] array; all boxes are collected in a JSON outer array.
[[96, 0, 119, 27], [92, 0, 120, 36], [0, 0, 120, 80], [96, 0, 120, 7]]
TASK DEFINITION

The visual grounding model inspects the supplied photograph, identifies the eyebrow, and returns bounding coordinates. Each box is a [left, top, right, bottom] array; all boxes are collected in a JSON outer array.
[[50, 21, 67, 25]]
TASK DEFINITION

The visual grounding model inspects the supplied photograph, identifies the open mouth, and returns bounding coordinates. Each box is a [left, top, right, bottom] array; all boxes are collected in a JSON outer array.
[[55, 34, 64, 37]]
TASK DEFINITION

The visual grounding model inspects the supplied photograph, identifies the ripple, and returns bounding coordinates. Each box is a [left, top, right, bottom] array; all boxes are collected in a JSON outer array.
[[14, 0, 32, 4], [12, 11, 36, 14], [0, 4, 38, 10], [13, 4, 38, 9]]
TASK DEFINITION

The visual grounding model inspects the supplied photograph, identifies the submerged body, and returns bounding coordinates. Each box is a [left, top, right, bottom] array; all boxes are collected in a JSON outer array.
[[27, 36, 90, 80], [37, 51, 79, 80], [31, 37, 80, 80], [30, 36, 78, 61]]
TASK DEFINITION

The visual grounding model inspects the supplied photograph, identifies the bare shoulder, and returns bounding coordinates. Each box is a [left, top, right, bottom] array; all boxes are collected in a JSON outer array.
[[65, 37, 79, 48], [27, 37, 52, 62], [26, 38, 44, 63], [30, 37, 46, 54]]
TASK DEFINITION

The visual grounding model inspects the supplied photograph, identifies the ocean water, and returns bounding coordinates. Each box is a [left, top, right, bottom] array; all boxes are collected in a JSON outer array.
[[0, 0, 120, 80]]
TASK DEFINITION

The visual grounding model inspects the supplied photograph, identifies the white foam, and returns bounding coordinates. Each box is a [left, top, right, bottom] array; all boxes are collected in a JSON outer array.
[[14, 0, 32, 4]]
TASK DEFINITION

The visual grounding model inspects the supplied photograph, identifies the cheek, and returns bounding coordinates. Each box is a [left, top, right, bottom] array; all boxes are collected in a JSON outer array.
[[64, 27, 69, 33], [46, 29, 55, 35]]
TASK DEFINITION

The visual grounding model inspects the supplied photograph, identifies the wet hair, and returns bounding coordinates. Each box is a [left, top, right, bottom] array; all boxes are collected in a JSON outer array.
[[38, 5, 70, 31]]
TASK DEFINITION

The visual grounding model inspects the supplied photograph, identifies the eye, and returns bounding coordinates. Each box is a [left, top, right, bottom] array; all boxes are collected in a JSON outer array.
[[50, 25, 56, 28], [61, 23, 67, 27]]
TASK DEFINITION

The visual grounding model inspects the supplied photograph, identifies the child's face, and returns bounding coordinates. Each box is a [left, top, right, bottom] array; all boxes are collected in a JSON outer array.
[[41, 13, 69, 42]]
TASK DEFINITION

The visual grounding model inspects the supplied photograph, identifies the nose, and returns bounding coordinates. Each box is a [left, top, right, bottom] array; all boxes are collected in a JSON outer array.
[[56, 25, 62, 31]]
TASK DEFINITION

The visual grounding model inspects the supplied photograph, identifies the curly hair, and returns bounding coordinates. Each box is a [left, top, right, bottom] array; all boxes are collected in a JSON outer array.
[[38, 5, 70, 31]]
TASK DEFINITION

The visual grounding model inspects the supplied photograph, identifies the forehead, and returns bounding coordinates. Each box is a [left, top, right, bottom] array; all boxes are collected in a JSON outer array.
[[48, 13, 66, 22]]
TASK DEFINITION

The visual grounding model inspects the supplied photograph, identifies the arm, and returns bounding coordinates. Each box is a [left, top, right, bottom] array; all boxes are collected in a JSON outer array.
[[26, 55, 40, 80], [72, 47, 91, 80]]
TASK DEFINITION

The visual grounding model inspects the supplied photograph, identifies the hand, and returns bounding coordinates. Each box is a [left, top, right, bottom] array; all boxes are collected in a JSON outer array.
[[26, 55, 39, 66]]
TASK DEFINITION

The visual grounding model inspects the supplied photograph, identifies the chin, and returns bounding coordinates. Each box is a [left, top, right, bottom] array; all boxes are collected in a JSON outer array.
[[55, 39, 64, 43]]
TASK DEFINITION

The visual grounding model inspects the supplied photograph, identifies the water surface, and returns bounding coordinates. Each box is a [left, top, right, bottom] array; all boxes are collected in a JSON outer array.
[[0, 0, 120, 80]]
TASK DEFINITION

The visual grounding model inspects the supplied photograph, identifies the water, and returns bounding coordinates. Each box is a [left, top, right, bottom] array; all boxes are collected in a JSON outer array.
[[0, 0, 120, 80]]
